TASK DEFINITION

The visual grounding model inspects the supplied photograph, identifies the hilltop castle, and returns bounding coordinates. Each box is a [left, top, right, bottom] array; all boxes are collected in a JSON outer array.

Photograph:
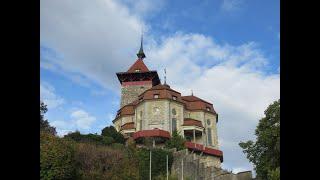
[[113, 37, 223, 168]]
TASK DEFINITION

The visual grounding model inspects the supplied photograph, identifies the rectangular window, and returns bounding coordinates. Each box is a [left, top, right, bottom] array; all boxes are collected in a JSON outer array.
[[172, 118, 177, 132], [140, 111, 143, 130], [154, 94, 159, 99], [207, 128, 212, 146]]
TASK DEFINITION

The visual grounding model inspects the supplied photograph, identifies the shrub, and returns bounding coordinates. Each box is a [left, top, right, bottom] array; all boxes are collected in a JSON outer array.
[[165, 130, 186, 151], [40, 132, 76, 180], [74, 143, 139, 179], [101, 126, 125, 144]]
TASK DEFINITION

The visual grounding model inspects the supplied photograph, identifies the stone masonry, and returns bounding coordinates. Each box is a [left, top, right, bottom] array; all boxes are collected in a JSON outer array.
[[120, 83, 152, 108], [171, 149, 252, 180]]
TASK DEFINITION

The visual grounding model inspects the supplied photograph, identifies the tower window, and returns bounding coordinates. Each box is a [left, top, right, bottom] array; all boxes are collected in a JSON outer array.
[[172, 108, 177, 116], [172, 96, 177, 100], [207, 128, 212, 146], [154, 94, 159, 99], [135, 69, 141, 72], [172, 118, 177, 132]]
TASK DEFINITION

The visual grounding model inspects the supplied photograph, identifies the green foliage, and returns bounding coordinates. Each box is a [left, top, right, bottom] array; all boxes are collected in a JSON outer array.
[[64, 131, 115, 146], [137, 148, 174, 180], [101, 126, 125, 144], [74, 143, 139, 180], [40, 101, 56, 135], [268, 167, 280, 180], [239, 99, 280, 180], [40, 132, 76, 180], [165, 130, 186, 151]]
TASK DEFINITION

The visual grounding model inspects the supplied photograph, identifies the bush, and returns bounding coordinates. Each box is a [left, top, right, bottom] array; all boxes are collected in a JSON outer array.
[[101, 126, 125, 144], [40, 132, 76, 180], [74, 143, 139, 180], [165, 131, 186, 151]]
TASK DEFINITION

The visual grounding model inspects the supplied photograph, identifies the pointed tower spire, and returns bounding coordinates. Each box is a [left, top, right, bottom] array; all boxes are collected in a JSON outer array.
[[137, 34, 146, 59]]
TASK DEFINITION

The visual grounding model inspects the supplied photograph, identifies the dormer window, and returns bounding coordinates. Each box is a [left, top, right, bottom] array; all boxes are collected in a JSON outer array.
[[154, 94, 159, 99], [135, 69, 141, 72], [172, 96, 177, 100], [206, 107, 210, 111]]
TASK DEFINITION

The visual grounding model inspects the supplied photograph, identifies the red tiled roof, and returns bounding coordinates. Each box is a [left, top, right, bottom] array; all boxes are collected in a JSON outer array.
[[127, 59, 149, 73], [182, 95, 216, 114], [133, 128, 171, 140], [183, 118, 203, 127], [120, 122, 135, 130], [185, 141, 223, 162]]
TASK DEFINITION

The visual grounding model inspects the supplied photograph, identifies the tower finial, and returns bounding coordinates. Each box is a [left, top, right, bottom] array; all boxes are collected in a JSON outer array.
[[137, 33, 146, 59], [191, 89, 193, 96]]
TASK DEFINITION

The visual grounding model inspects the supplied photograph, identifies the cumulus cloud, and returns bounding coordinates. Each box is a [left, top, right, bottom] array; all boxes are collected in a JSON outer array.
[[71, 109, 96, 130], [41, 0, 145, 91], [40, 82, 65, 109], [51, 109, 97, 136]]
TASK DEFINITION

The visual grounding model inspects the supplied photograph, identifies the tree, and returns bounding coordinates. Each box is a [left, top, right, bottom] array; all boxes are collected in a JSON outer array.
[[239, 99, 280, 180], [101, 126, 125, 144], [40, 132, 76, 180], [165, 130, 186, 151], [40, 101, 56, 135]]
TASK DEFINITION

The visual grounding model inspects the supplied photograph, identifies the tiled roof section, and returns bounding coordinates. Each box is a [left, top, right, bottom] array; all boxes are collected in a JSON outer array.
[[183, 118, 203, 127], [133, 128, 171, 140], [117, 104, 135, 116], [185, 141, 223, 162], [127, 59, 149, 73], [182, 95, 216, 114], [138, 83, 183, 102], [182, 96, 212, 105], [120, 122, 135, 130]]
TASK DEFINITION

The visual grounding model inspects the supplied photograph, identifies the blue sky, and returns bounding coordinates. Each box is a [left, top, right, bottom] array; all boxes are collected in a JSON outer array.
[[41, 0, 279, 174]]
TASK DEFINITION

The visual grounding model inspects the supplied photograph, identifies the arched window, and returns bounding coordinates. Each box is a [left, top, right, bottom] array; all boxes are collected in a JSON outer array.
[[172, 118, 177, 132], [140, 111, 143, 130], [207, 128, 212, 146], [172, 108, 176, 116]]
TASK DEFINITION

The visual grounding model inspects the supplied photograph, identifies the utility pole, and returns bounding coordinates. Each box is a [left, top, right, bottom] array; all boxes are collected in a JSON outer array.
[[181, 158, 184, 180], [150, 150, 152, 180]]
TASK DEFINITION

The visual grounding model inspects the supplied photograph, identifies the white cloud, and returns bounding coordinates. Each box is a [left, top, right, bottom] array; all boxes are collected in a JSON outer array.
[[221, 0, 244, 12], [40, 82, 65, 109], [41, 0, 146, 91], [51, 109, 97, 136], [71, 109, 96, 130]]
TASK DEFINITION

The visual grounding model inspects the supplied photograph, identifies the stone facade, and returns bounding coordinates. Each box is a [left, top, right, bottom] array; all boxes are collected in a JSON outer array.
[[120, 82, 152, 108], [171, 149, 252, 180]]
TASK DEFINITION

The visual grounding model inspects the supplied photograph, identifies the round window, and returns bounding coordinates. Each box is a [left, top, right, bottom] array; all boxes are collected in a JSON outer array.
[[172, 108, 176, 115], [207, 119, 211, 125]]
